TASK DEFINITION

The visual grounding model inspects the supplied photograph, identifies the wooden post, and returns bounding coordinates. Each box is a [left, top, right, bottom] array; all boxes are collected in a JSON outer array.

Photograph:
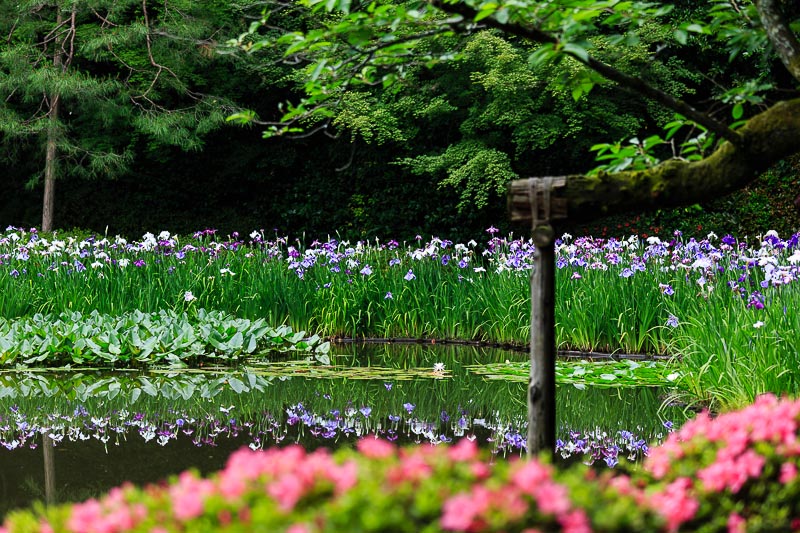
[[528, 223, 556, 456], [509, 177, 566, 457]]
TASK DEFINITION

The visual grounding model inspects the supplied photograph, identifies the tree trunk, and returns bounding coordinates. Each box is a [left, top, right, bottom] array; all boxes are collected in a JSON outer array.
[[42, 98, 59, 233], [42, 9, 64, 233]]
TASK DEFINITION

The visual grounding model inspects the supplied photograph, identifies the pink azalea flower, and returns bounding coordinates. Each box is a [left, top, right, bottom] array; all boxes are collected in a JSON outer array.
[[329, 460, 359, 494], [559, 509, 592, 533], [268, 474, 306, 511], [67, 499, 104, 533], [357, 437, 396, 459], [698, 448, 765, 493], [440, 493, 480, 531], [780, 462, 798, 484], [727, 512, 746, 533], [649, 477, 699, 533], [534, 481, 571, 516], [511, 460, 551, 494], [443, 486, 495, 531], [169, 471, 215, 521], [447, 438, 478, 462], [217, 471, 247, 500], [388, 452, 433, 484], [470, 462, 491, 479]]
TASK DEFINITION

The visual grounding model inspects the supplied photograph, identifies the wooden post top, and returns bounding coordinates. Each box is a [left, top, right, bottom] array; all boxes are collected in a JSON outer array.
[[508, 177, 568, 224]]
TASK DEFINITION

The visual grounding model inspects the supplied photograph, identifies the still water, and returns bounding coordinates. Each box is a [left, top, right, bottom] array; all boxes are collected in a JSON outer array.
[[0, 342, 687, 517]]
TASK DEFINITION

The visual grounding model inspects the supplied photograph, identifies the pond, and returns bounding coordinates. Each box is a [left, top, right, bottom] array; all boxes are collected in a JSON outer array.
[[0, 342, 688, 517]]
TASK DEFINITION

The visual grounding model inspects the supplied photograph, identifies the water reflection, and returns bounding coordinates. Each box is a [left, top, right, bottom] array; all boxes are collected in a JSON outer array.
[[0, 342, 689, 517]]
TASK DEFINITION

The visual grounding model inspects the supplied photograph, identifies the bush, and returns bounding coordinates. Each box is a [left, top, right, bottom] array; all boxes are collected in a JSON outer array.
[[3, 394, 800, 532]]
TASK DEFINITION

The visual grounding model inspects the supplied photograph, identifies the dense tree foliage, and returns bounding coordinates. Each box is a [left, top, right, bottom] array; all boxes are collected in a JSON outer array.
[[231, 0, 800, 226], [0, 1, 797, 240], [0, 0, 258, 230]]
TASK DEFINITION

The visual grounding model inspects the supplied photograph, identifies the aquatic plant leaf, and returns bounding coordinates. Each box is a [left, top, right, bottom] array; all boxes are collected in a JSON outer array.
[[139, 377, 158, 397], [107, 381, 121, 400], [227, 377, 246, 394]]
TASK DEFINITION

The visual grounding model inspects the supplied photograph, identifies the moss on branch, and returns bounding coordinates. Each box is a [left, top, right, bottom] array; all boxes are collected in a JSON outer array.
[[509, 99, 800, 224]]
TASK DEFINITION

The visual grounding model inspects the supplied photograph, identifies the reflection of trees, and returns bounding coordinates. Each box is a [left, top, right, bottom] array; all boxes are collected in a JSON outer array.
[[42, 434, 56, 505]]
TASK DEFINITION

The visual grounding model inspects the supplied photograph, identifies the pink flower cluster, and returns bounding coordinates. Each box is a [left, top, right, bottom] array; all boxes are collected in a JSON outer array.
[[642, 394, 800, 530], [647, 394, 800, 485], [648, 478, 699, 532], [221, 445, 358, 511], [440, 458, 589, 532], [61, 445, 358, 533], [68, 486, 148, 533]]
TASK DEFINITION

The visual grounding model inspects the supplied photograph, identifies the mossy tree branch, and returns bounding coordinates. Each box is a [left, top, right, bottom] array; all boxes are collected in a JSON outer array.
[[509, 98, 800, 224]]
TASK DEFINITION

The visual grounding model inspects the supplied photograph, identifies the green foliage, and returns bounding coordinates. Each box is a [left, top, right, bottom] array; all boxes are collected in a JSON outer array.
[[469, 358, 684, 389], [0, 309, 329, 368], [0, 0, 260, 225], [400, 140, 515, 210]]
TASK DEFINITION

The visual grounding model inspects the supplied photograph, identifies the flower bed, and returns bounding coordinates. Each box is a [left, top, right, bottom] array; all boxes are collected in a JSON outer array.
[[3, 225, 800, 413], [3, 394, 799, 532]]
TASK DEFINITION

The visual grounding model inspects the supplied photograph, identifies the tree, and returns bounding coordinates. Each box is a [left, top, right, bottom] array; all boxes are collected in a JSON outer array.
[[230, 0, 800, 453], [0, 1, 249, 232], [230, 0, 799, 213]]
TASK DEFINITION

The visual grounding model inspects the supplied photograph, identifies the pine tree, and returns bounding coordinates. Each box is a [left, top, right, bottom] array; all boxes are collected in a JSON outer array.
[[0, 0, 246, 231]]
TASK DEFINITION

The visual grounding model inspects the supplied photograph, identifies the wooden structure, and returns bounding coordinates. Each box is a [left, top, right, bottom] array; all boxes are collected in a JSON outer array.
[[508, 177, 567, 456]]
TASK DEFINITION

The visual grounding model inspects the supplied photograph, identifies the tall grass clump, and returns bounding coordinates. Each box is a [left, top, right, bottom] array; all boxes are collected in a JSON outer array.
[[556, 230, 800, 409]]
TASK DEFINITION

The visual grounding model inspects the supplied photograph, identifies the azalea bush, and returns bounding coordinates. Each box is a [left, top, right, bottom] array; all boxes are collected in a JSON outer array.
[[3, 393, 800, 532]]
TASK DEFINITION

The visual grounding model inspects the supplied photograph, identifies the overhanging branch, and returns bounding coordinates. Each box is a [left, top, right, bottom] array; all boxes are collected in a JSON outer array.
[[509, 98, 800, 224], [429, 0, 745, 148]]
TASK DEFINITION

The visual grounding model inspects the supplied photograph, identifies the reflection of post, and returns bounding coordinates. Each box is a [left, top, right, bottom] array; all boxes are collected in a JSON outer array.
[[43, 434, 56, 505], [528, 224, 556, 457], [509, 177, 566, 457]]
